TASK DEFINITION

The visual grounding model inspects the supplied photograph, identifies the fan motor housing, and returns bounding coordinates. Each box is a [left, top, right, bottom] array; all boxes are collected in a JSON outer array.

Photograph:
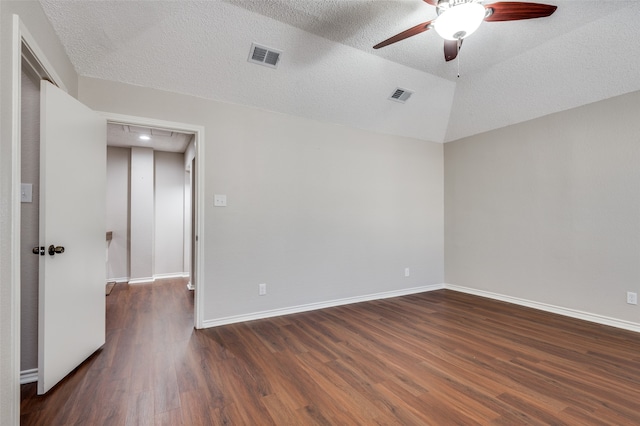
[[437, 0, 478, 15]]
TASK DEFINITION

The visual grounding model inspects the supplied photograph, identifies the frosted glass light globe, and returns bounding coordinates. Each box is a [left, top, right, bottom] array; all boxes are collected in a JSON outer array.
[[434, 3, 486, 40]]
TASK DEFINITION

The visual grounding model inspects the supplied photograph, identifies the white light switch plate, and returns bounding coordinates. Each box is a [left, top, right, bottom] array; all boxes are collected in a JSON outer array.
[[214, 194, 227, 207], [21, 183, 33, 203]]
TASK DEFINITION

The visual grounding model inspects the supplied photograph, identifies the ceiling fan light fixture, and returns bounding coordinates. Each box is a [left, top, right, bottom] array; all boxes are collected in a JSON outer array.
[[434, 2, 486, 40]]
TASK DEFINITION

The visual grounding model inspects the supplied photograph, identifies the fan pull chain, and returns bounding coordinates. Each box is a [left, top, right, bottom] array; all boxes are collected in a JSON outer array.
[[457, 39, 461, 78]]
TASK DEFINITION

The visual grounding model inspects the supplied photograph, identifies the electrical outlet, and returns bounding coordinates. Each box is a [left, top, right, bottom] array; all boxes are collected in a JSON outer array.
[[404, 268, 410, 277], [627, 292, 637, 305], [259, 283, 267, 296]]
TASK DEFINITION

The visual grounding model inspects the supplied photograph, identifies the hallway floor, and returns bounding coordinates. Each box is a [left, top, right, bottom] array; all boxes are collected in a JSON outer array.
[[21, 278, 193, 425]]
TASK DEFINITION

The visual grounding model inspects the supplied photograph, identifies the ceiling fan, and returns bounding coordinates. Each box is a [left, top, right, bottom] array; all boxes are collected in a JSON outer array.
[[373, 0, 557, 62]]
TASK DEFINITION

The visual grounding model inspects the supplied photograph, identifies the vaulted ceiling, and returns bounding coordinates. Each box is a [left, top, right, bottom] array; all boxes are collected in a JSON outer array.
[[39, 0, 640, 143]]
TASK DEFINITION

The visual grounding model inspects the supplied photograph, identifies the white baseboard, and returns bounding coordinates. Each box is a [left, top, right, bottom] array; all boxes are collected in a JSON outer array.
[[202, 283, 445, 328], [20, 368, 38, 384], [112, 273, 189, 285], [153, 272, 189, 280], [106, 277, 129, 284], [200, 282, 640, 333], [128, 277, 154, 285], [445, 284, 640, 333]]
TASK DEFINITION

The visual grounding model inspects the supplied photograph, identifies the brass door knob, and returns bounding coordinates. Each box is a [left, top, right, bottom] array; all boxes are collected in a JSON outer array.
[[32, 246, 44, 255]]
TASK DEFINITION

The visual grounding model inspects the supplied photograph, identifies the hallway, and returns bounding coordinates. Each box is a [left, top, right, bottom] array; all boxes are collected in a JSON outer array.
[[20, 278, 193, 425]]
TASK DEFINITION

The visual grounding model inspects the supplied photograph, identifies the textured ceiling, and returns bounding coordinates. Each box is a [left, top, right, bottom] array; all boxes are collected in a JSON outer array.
[[39, 0, 640, 143]]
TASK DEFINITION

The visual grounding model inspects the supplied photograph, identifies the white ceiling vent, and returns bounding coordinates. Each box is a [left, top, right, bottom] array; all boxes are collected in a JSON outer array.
[[248, 43, 282, 68], [389, 88, 413, 103]]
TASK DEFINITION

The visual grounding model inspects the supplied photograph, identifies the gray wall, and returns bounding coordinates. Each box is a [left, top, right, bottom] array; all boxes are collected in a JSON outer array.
[[79, 76, 445, 322], [1, 1, 78, 422], [106, 147, 188, 281], [445, 90, 640, 324], [154, 151, 186, 277], [130, 147, 155, 281], [106, 146, 130, 281], [20, 69, 40, 371]]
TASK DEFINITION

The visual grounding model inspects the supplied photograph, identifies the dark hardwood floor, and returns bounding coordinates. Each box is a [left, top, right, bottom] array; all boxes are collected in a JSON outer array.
[[21, 279, 640, 425]]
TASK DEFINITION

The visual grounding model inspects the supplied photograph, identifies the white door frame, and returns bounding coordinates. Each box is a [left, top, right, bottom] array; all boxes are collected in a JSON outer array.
[[102, 112, 205, 329], [7, 15, 71, 425]]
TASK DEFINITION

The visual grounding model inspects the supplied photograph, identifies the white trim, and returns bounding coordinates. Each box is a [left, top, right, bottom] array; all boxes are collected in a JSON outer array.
[[106, 275, 190, 284], [153, 272, 189, 280], [200, 282, 640, 334], [128, 277, 155, 285], [202, 284, 445, 328], [445, 284, 640, 333], [100, 113, 202, 135], [194, 128, 205, 329], [98, 112, 205, 329], [106, 277, 130, 284], [9, 15, 23, 426], [20, 369, 38, 385], [18, 21, 68, 92]]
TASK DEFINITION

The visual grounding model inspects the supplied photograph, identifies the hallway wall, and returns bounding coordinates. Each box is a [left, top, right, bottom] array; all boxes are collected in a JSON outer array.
[[154, 151, 186, 277], [106, 147, 187, 282], [19, 69, 40, 372], [106, 146, 130, 281]]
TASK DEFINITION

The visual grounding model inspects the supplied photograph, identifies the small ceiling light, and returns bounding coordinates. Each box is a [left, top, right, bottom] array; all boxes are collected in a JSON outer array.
[[434, 2, 486, 40], [139, 135, 151, 141]]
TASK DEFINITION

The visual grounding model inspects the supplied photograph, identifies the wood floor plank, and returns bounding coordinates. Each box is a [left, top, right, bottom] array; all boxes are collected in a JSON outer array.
[[261, 392, 302, 425], [293, 350, 385, 424], [21, 283, 640, 425], [152, 349, 181, 415], [153, 408, 184, 426], [178, 389, 213, 426], [125, 390, 155, 426]]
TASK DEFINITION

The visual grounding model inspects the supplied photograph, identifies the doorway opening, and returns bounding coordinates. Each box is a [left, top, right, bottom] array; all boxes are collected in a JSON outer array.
[[15, 21, 205, 397], [105, 123, 197, 292], [102, 114, 205, 331]]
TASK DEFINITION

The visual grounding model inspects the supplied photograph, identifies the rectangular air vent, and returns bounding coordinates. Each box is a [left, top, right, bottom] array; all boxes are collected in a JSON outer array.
[[389, 87, 413, 103], [248, 43, 282, 69]]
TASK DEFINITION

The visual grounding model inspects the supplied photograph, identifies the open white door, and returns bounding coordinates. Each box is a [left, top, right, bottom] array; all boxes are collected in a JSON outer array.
[[37, 81, 107, 394]]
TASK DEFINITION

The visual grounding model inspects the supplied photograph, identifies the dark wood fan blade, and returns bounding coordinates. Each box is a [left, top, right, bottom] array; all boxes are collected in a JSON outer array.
[[423, 0, 437, 5], [484, 2, 557, 22], [444, 39, 462, 62], [373, 20, 433, 49]]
